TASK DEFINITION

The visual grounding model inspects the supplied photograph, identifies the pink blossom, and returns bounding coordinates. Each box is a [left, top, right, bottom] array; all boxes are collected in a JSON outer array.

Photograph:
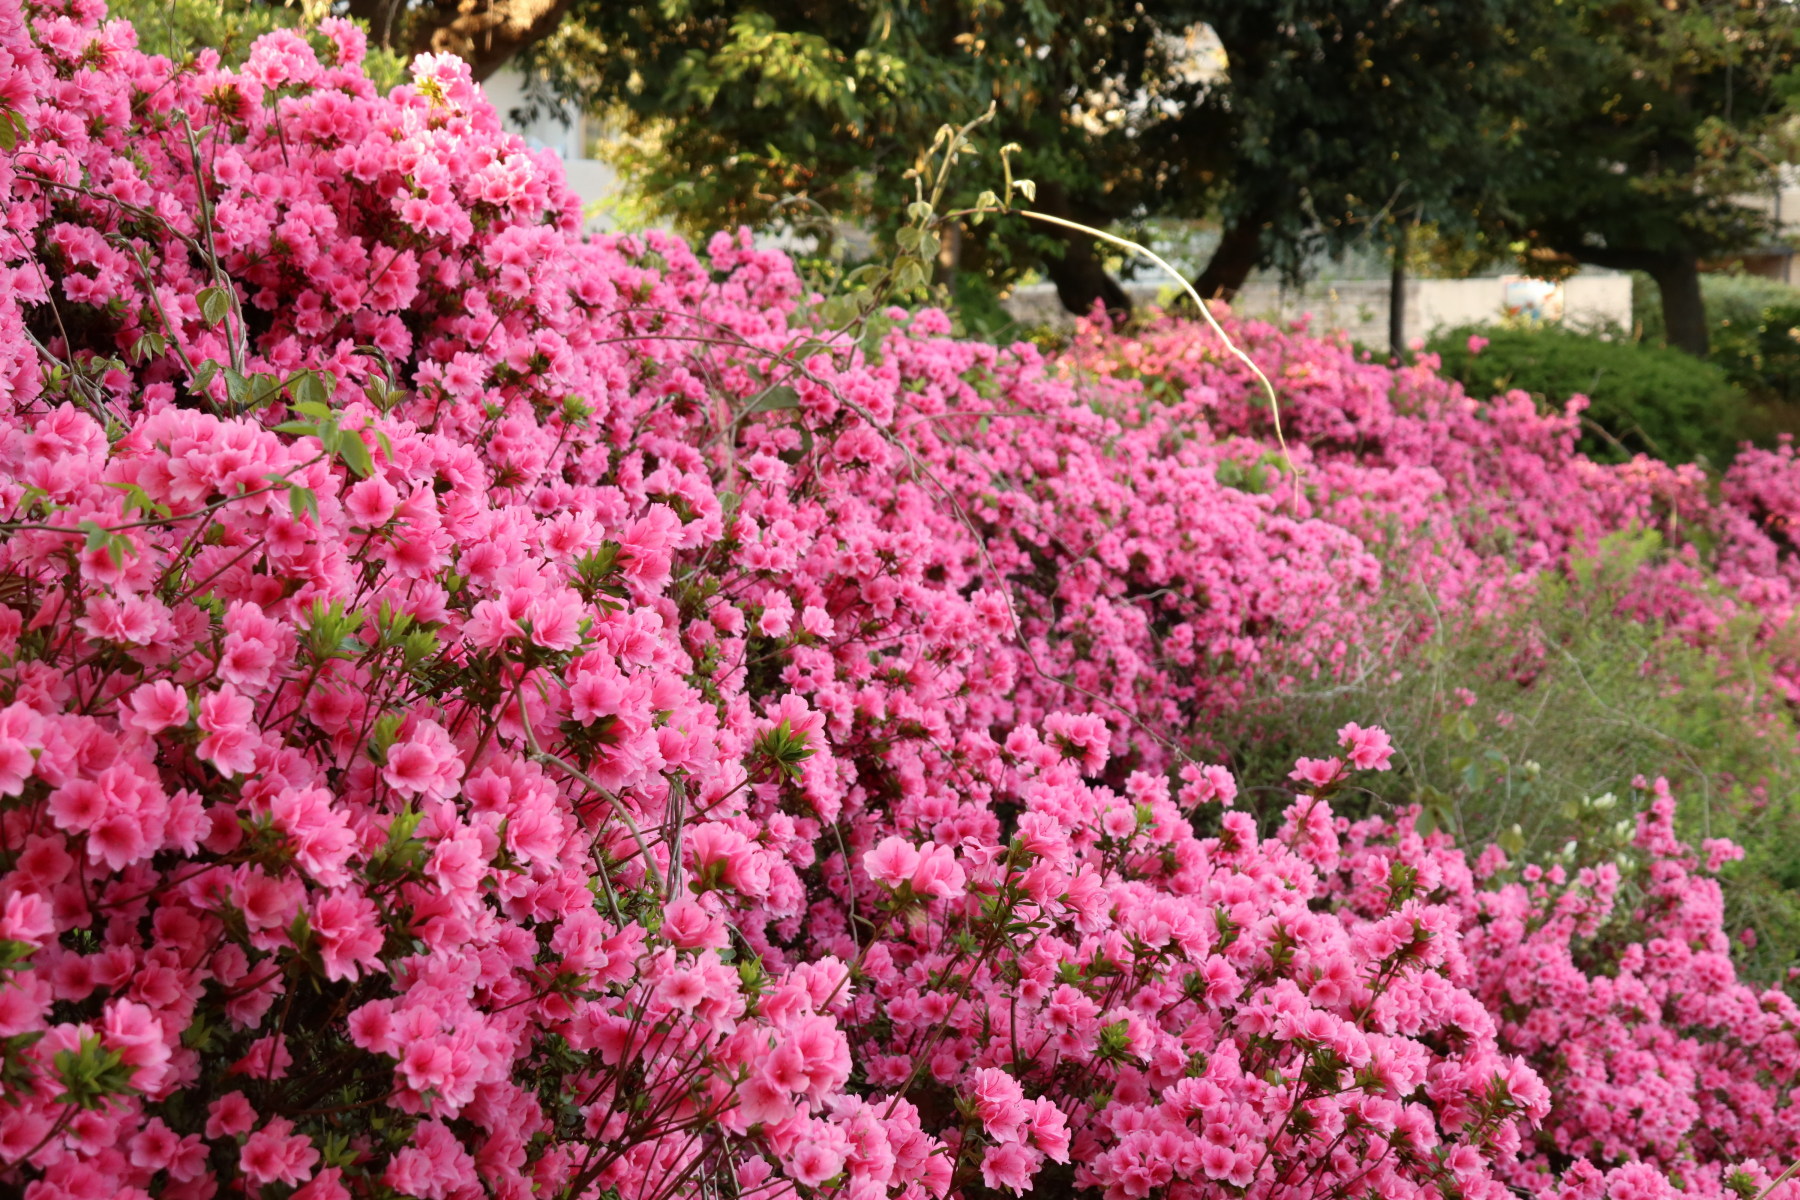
[[863, 837, 921, 889], [382, 719, 463, 801], [1338, 722, 1395, 771], [908, 843, 965, 901], [124, 681, 189, 735], [1289, 755, 1344, 789], [980, 1142, 1039, 1194], [240, 1117, 317, 1186], [0, 12, 1789, 1198]]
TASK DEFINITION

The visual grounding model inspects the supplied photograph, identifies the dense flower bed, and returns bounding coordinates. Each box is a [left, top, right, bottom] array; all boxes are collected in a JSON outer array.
[[1, 3, 1799, 1199], [1055, 316, 1800, 719]]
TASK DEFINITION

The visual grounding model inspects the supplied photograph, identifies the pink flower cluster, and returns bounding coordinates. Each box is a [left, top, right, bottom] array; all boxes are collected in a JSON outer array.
[[0, 3, 1796, 1200], [1335, 781, 1800, 1200], [1050, 310, 1800, 732]]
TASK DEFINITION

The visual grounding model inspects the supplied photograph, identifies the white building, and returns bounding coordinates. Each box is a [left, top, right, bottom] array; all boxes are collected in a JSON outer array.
[[1736, 164, 1800, 284]]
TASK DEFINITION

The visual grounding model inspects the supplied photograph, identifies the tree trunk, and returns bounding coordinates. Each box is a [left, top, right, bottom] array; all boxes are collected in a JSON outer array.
[[1565, 245, 1709, 357], [1646, 255, 1708, 358], [1035, 183, 1132, 322], [345, 0, 407, 50], [1195, 203, 1272, 300], [390, 0, 576, 82], [1389, 222, 1409, 355]]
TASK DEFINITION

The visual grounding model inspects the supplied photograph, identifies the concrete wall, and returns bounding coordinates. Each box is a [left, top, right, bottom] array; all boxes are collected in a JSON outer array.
[[1002, 272, 1634, 347]]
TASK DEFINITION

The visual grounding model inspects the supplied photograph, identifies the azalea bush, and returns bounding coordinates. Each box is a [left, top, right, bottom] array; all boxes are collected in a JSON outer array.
[[2, 4, 1800, 1200], [1061, 310, 1800, 969]]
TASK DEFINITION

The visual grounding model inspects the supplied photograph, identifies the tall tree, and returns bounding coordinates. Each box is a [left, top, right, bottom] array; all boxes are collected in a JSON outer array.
[[519, 1, 1545, 316], [1173, 2, 1540, 301], [520, 2, 1194, 318], [1497, 0, 1800, 357]]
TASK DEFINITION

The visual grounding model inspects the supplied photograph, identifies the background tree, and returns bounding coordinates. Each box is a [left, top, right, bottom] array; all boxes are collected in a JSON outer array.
[[1169, 2, 1540, 301], [347, 0, 573, 81], [1493, 0, 1800, 357], [519, 2, 1194, 320], [518, 0, 1546, 318]]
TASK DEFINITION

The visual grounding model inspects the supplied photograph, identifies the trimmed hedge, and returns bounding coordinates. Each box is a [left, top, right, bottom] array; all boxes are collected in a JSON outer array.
[[1429, 323, 1750, 466]]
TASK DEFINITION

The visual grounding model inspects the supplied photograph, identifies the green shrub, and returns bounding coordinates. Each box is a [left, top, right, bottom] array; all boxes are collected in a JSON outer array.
[[1214, 528, 1800, 983], [1429, 323, 1749, 466], [1634, 272, 1800, 415], [1634, 271, 1800, 345], [1715, 299, 1800, 407]]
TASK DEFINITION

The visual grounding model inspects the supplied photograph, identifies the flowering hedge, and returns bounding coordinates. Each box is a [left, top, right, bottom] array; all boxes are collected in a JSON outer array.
[[1, 4, 1800, 1200]]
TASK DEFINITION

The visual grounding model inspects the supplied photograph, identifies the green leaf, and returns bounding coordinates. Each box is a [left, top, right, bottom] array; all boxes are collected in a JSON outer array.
[[223, 368, 252, 407], [368, 711, 405, 764], [129, 333, 166, 364], [744, 385, 801, 416], [336, 428, 375, 479], [198, 287, 231, 329], [52, 1033, 135, 1109], [105, 481, 170, 520], [76, 521, 134, 564], [1499, 824, 1526, 856], [290, 370, 328, 409], [287, 484, 319, 523], [364, 376, 396, 411]]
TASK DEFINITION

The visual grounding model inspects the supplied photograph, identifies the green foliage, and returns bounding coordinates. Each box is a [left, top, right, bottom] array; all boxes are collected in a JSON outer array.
[[53, 1033, 137, 1109], [1500, 0, 1800, 268], [108, 0, 296, 63], [529, 1, 1135, 296], [1192, 3, 1547, 283], [528, 0, 1552, 309], [1636, 273, 1800, 409], [1220, 529, 1800, 982], [1429, 323, 1749, 466], [1743, 301, 1800, 398], [107, 0, 407, 88], [752, 719, 815, 784], [273, 393, 381, 479]]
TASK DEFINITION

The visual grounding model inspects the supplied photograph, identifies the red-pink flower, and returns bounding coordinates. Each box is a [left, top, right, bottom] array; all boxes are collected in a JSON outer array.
[[980, 1142, 1039, 1194], [863, 836, 921, 890], [1289, 755, 1344, 789]]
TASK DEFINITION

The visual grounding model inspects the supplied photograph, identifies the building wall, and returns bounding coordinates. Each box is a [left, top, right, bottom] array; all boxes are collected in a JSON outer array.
[[1717, 164, 1798, 283], [1003, 274, 1633, 348]]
